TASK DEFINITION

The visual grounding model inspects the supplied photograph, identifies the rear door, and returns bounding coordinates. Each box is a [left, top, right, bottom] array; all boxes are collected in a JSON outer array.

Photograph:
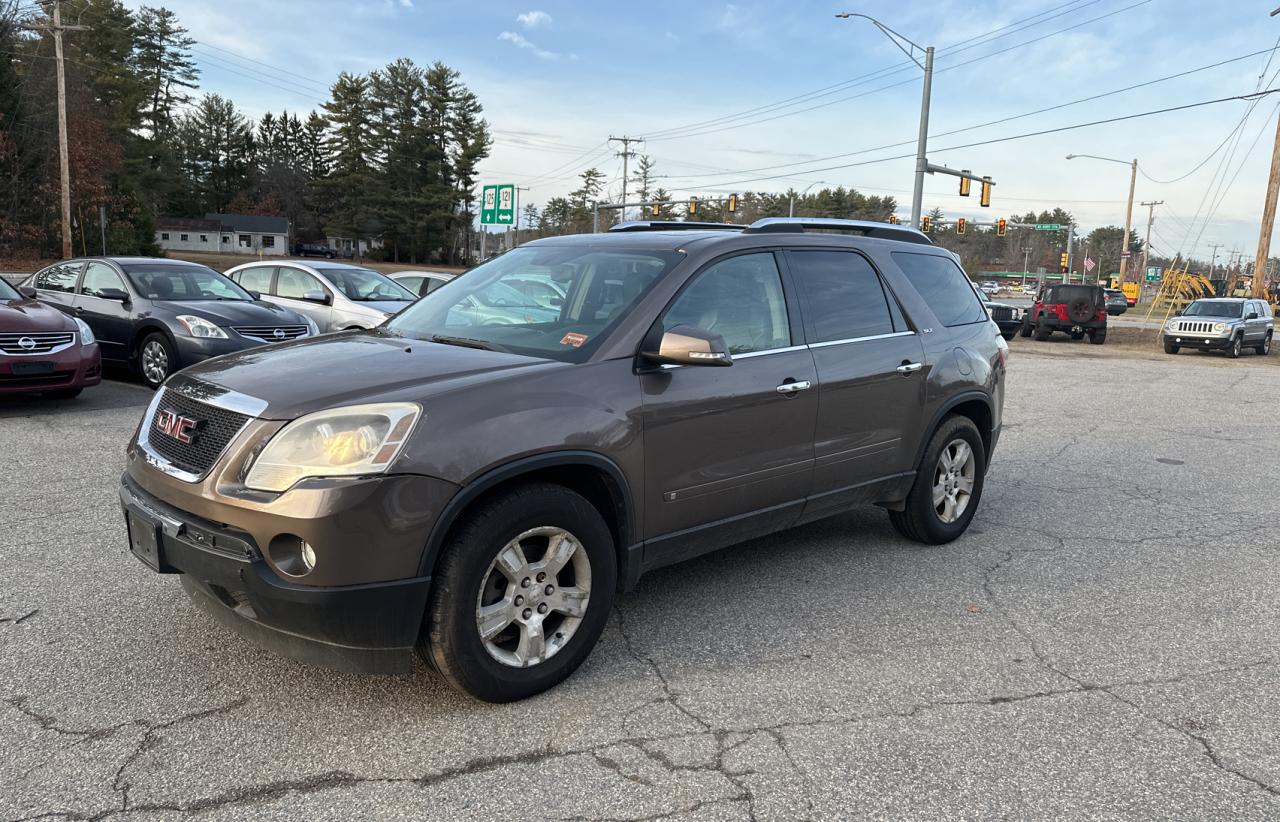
[[784, 249, 926, 512], [640, 250, 818, 565], [73, 261, 133, 362]]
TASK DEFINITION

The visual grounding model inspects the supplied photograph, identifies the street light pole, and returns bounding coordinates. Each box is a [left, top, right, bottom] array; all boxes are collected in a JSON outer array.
[[836, 13, 932, 228], [789, 180, 825, 217], [1066, 154, 1139, 283]]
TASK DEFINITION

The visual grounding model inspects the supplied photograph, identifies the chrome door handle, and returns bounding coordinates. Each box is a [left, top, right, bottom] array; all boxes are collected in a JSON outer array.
[[775, 380, 812, 394], [896, 362, 923, 375]]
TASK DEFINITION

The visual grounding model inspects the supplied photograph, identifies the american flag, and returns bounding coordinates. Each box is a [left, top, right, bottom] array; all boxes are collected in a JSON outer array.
[[1083, 257, 1096, 272]]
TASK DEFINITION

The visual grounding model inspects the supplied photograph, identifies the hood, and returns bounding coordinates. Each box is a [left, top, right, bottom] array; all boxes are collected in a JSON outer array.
[[173, 330, 562, 419], [151, 299, 304, 326], [0, 298, 77, 333]]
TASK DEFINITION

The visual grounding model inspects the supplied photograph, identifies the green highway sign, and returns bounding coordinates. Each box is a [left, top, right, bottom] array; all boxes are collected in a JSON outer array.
[[481, 184, 515, 225], [496, 184, 515, 225], [1033, 223, 1062, 231], [1145, 266, 1162, 282]]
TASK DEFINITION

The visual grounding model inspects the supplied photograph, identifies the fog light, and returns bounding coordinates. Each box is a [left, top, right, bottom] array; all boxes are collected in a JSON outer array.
[[268, 534, 316, 577]]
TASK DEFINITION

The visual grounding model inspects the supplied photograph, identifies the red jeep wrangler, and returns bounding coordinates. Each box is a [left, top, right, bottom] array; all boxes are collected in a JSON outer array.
[[1019, 284, 1107, 344]]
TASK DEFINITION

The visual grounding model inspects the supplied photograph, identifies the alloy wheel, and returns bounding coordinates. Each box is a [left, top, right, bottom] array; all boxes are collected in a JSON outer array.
[[475, 526, 592, 668], [142, 340, 169, 385], [932, 439, 976, 524]]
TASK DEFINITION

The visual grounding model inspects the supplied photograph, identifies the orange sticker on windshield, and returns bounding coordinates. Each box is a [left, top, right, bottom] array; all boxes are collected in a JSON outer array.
[[560, 332, 589, 348]]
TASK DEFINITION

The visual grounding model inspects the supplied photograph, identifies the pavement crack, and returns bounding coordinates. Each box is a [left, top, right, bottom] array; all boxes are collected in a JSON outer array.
[[0, 609, 39, 625], [614, 605, 711, 732]]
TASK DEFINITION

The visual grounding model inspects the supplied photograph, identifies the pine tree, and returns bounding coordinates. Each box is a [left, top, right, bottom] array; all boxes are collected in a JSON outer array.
[[321, 72, 377, 254], [134, 6, 198, 145], [632, 155, 656, 203]]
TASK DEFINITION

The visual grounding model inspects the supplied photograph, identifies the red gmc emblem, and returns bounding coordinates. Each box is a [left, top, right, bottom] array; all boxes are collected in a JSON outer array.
[[154, 409, 199, 444]]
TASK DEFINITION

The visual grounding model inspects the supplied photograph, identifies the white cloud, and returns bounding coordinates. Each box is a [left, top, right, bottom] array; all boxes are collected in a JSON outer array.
[[498, 30, 560, 60], [516, 10, 552, 28]]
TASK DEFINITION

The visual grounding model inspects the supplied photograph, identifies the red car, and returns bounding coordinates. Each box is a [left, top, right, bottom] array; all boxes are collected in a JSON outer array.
[[0, 278, 101, 398]]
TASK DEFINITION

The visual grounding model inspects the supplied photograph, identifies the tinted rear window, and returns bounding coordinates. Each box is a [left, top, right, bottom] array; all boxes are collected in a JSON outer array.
[[1044, 285, 1101, 305], [890, 252, 987, 327]]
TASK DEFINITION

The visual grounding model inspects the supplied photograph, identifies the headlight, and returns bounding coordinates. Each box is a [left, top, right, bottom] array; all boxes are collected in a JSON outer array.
[[73, 318, 95, 346], [176, 315, 228, 339], [1213, 323, 1226, 333], [302, 315, 319, 336], [244, 403, 420, 493]]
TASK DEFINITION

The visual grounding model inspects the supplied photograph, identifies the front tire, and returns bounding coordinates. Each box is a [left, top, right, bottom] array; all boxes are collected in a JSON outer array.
[[1019, 321, 1033, 338], [1164, 340, 1180, 355], [1256, 333, 1272, 356], [1229, 335, 1243, 359], [138, 332, 175, 389], [888, 415, 986, 545], [422, 483, 617, 702]]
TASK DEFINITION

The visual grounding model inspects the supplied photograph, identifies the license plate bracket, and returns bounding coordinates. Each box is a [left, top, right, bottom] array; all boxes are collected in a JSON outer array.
[[126, 508, 174, 573], [11, 361, 55, 375]]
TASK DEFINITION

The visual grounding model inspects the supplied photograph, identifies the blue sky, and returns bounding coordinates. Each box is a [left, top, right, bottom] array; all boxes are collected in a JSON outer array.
[[132, 0, 1280, 263]]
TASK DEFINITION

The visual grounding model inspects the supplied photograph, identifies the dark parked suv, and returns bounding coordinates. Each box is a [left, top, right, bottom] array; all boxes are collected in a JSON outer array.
[[119, 218, 1007, 701]]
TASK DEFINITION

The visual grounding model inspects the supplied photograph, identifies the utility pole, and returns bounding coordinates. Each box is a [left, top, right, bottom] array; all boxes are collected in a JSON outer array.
[[24, 2, 88, 259], [513, 186, 529, 248], [1208, 242, 1224, 278], [609, 136, 643, 222], [1021, 247, 1031, 288], [1119, 159, 1137, 284], [1254, 95, 1280, 297], [1140, 200, 1163, 278]]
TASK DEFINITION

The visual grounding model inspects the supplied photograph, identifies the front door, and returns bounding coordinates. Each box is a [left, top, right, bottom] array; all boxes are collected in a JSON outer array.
[[640, 251, 818, 567], [73, 261, 134, 362], [272, 266, 334, 331], [784, 249, 927, 516]]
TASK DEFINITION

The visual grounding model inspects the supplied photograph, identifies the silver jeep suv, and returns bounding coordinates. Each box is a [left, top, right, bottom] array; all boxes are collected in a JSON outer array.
[[1163, 298, 1273, 358]]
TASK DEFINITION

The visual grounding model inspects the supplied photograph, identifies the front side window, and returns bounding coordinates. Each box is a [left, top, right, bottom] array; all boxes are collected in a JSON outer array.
[[312, 267, 415, 302], [0, 277, 19, 300], [275, 268, 324, 299], [395, 276, 425, 295], [424, 276, 450, 294], [663, 252, 790, 355], [788, 250, 896, 342], [123, 263, 252, 302], [35, 263, 80, 293], [236, 266, 274, 294], [81, 262, 126, 298], [892, 252, 988, 327], [387, 246, 682, 363]]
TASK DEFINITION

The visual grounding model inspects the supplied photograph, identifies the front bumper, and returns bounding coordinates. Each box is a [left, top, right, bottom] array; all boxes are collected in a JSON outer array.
[[1164, 332, 1234, 350], [0, 343, 101, 394], [119, 470, 452, 674], [172, 334, 273, 368]]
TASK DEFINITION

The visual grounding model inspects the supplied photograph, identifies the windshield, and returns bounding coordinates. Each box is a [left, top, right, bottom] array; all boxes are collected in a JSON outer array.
[[386, 246, 683, 363], [124, 263, 252, 302], [314, 267, 415, 302], [1185, 301, 1243, 318], [0, 278, 18, 300]]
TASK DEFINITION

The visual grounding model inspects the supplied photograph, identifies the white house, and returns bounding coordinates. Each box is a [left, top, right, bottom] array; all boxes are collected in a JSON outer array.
[[156, 213, 289, 256]]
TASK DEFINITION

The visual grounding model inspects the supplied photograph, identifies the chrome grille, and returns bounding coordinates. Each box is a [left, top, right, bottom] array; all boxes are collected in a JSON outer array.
[[989, 306, 1013, 321], [0, 331, 76, 355], [231, 325, 309, 342], [1175, 320, 1221, 335], [142, 389, 250, 478]]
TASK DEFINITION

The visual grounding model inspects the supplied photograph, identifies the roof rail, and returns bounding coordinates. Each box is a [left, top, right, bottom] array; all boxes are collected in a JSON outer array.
[[742, 217, 933, 246], [608, 220, 743, 233]]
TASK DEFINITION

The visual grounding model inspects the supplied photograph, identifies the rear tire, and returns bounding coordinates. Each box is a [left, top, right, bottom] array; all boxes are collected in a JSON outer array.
[[1256, 333, 1272, 356], [1163, 340, 1180, 355], [888, 415, 986, 545], [1088, 329, 1106, 345], [421, 483, 616, 702]]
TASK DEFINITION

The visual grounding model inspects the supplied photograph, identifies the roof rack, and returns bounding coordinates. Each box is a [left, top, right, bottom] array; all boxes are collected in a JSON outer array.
[[741, 217, 932, 246], [608, 220, 744, 233]]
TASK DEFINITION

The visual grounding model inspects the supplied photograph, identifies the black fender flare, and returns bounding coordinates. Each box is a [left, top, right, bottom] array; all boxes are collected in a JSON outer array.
[[911, 391, 995, 472], [416, 450, 636, 580]]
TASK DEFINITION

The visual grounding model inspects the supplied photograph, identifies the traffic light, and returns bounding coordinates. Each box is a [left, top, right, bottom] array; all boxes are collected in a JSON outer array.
[[959, 170, 971, 197], [920, 215, 931, 233], [996, 218, 1007, 237], [1060, 252, 1069, 273], [888, 214, 899, 224], [956, 217, 967, 235], [688, 197, 698, 216], [727, 193, 738, 213], [980, 176, 992, 208]]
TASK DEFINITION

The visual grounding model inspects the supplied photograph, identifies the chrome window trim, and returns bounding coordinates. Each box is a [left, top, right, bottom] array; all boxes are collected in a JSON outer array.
[[808, 330, 916, 349], [657, 344, 807, 370], [136, 386, 259, 483]]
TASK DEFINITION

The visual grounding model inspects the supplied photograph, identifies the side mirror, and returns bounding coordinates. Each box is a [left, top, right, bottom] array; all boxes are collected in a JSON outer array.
[[548, 295, 564, 307], [303, 290, 330, 305], [18, 285, 37, 299], [641, 324, 732, 367], [97, 287, 129, 302]]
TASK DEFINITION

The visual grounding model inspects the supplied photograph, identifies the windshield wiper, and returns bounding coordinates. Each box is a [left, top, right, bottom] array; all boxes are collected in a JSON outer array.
[[430, 334, 507, 352]]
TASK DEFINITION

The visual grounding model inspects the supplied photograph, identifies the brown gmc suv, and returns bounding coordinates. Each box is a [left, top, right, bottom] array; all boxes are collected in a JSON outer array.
[[120, 218, 1008, 702]]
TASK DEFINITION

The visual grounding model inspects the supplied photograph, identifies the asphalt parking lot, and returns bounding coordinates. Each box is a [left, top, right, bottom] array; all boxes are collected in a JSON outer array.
[[3, 346, 1280, 821]]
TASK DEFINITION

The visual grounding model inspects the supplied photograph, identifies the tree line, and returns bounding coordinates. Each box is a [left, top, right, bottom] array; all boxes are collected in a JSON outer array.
[[0, 1, 491, 264]]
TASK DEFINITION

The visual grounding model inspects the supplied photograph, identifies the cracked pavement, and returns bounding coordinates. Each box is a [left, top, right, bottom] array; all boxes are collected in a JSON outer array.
[[3, 349, 1280, 820]]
